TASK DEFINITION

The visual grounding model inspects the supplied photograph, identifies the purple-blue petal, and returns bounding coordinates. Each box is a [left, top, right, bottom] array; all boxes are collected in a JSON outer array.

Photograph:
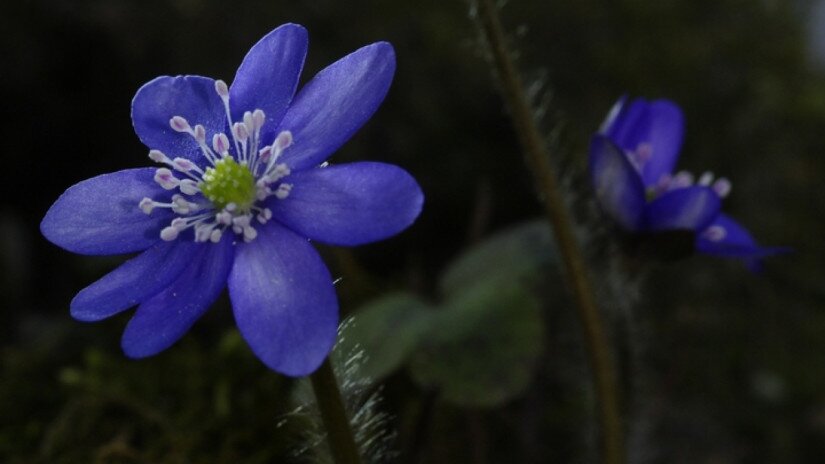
[[228, 223, 338, 377], [41, 168, 172, 255], [642, 186, 721, 232], [640, 101, 685, 187], [132, 75, 225, 167], [230, 24, 308, 144], [268, 162, 423, 246], [589, 135, 646, 231], [602, 97, 684, 187], [71, 240, 199, 321], [696, 213, 790, 258], [120, 236, 234, 358], [276, 42, 396, 171]]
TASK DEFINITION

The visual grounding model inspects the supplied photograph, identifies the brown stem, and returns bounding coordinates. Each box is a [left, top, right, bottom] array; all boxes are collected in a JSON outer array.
[[309, 358, 362, 464], [472, 1, 624, 463]]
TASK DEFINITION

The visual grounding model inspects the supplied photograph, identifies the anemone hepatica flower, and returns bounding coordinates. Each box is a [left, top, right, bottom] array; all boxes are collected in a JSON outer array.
[[589, 96, 783, 266], [40, 24, 423, 376]]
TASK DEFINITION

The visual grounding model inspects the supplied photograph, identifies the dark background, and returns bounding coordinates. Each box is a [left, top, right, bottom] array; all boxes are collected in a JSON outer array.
[[2, 0, 825, 462]]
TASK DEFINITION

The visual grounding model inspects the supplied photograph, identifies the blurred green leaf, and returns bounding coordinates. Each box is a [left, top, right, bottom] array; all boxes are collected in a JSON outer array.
[[439, 220, 557, 296], [337, 293, 435, 381], [409, 281, 545, 408]]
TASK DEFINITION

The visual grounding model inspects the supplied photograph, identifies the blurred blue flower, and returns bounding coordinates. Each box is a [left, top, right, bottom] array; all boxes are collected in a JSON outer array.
[[41, 24, 423, 376], [589, 96, 784, 266]]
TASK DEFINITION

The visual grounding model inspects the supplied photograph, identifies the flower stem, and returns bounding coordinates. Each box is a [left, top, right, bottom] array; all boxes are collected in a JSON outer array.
[[309, 357, 362, 464], [472, 1, 624, 463]]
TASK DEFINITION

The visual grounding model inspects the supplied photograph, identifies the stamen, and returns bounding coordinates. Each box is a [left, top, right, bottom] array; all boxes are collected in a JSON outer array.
[[160, 226, 179, 241], [170, 218, 189, 230], [256, 185, 271, 201], [713, 178, 731, 198], [172, 157, 201, 173], [139, 197, 155, 214], [213, 133, 230, 156], [256, 207, 273, 224], [252, 109, 265, 129], [214, 79, 229, 100], [216, 210, 233, 225], [272, 131, 293, 160], [629, 143, 653, 171], [194, 223, 214, 242], [179, 179, 200, 195], [193, 124, 206, 144], [670, 171, 694, 190], [264, 163, 291, 183], [210, 229, 223, 243], [149, 149, 171, 164], [255, 146, 272, 173], [154, 168, 180, 190], [171, 194, 199, 214], [702, 225, 727, 242], [243, 226, 257, 242], [170, 116, 191, 133], [635, 143, 653, 162], [243, 111, 254, 133], [275, 183, 293, 200], [215, 79, 242, 157], [143, 85, 294, 245], [698, 171, 714, 186]]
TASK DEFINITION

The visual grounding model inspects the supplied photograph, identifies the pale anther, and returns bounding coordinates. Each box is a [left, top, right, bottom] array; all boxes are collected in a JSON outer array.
[[172, 157, 197, 172], [671, 171, 694, 189], [233, 122, 249, 142], [275, 183, 293, 199], [179, 179, 200, 195], [193, 125, 206, 143], [274, 130, 293, 151], [713, 178, 732, 198], [243, 226, 257, 242], [243, 111, 254, 131], [214, 79, 229, 99], [149, 149, 170, 164], [139, 197, 155, 214], [213, 133, 230, 154], [170, 116, 190, 133], [259, 146, 273, 164], [160, 226, 179, 241], [171, 218, 188, 230], [154, 168, 179, 190], [210, 229, 223, 243], [252, 109, 265, 129], [703, 225, 727, 242]]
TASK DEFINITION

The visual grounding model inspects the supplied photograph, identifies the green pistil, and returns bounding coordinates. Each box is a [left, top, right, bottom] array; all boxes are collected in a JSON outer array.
[[200, 158, 256, 211]]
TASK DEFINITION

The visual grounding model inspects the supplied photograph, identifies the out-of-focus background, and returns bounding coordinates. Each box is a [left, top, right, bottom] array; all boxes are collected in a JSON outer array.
[[2, 0, 825, 462]]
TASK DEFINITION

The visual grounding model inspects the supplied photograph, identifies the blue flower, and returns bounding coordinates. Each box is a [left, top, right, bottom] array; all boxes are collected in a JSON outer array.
[[40, 24, 424, 376], [589, 96, 784, 266]]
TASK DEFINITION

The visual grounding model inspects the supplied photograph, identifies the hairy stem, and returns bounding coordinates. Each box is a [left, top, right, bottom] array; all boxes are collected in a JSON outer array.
[[472, 1, 624, 463], [310, 358, 362, 464]]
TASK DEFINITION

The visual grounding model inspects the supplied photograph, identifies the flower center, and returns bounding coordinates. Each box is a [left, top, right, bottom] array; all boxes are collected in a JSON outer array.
[[645, 170, 732, 201], [137, 79, 295, 244], [625, 143, 733, 202], [201, 157, 256, 211]]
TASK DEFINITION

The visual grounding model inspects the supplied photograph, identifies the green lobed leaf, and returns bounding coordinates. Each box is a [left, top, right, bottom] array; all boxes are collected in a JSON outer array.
[[439, 220, 557, 297], [336, 292, 435, 382], [409, 280, 545, 408]]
